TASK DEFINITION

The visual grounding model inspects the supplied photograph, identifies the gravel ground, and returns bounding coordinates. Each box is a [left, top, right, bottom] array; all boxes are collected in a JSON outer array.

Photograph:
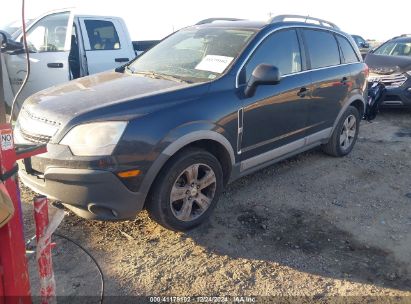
[[21, 109, 411, 303]]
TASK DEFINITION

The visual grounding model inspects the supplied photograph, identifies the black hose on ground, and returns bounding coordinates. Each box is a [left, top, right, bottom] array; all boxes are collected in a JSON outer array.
[[53, 232, 105, 304]]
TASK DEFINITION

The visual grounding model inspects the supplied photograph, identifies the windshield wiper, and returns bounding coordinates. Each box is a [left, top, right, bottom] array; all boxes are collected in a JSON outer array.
[[133, 71, 191, 83]]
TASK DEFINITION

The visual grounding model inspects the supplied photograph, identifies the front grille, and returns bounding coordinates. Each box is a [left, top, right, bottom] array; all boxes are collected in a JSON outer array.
[[17, 108, 61, 144], [368, 73, 407, 88], [20, 129, 51, 144]]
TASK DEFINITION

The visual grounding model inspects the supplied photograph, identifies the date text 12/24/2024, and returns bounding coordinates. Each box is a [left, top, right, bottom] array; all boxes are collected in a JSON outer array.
[[149, 296, 256, 303]]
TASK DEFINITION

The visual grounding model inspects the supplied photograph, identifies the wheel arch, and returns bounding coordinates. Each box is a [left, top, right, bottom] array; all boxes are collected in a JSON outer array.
[[331, 94, 365, 134], [139, 130, 236, 207]]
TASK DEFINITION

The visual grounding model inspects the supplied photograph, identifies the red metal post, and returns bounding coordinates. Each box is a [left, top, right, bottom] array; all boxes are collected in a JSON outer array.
[[0, 124, 31, 304], [33, 196, 56, 304]]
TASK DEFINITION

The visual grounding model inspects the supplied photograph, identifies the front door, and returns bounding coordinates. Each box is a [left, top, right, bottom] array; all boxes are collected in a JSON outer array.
[[5, 10, 74, 112], [238, 29, 311, 163]]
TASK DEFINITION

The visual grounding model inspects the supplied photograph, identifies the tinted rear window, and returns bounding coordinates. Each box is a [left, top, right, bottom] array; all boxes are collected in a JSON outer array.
[[337, 36, 359, 63], [304, 29, 340, 69]]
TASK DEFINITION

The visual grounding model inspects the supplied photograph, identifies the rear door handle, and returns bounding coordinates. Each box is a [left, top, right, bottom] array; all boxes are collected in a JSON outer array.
[[115, 58, 129, 63], [47, 63, 64, 68], [341, 77, 349, 85], [297, 87, 309, 98]]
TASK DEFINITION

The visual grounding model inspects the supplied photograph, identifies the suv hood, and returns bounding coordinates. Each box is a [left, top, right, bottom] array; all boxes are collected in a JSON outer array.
[[365, 53, 411, 74], [21, 71, 192, 125]]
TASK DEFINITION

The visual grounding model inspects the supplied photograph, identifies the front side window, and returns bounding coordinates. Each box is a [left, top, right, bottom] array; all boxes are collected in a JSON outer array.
[[337, 36, 359, 64], [84, 20, 121, 50], [128, 27, 256, 83], [304, 29, 340, 69], [242, 29, 302, 83], [374, 41, 411, 57], [26, 12, 70, 52]]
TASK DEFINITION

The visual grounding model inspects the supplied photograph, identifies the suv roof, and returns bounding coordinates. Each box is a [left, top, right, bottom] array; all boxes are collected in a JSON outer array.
[[390, 35, 411, 43], [194, 14, 345, 35]]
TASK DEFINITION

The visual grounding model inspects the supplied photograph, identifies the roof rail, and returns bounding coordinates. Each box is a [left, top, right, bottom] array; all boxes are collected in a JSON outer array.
[[392, 34, 411, 39], [269, 15, 340, 30], [195, 18, 244, 25]]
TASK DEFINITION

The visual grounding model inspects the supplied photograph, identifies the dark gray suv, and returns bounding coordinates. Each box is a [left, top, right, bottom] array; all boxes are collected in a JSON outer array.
[[16, 15, 368, 231]]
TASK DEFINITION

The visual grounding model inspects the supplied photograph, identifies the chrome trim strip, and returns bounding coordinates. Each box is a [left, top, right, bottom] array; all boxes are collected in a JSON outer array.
[[235, 25, 360, 88], [237, 108, 244, 154], [240, 127, 332, 171]]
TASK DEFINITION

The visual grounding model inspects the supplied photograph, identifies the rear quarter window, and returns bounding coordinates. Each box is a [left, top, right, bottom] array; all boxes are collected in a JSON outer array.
[[303, 29, 340, 69], [336, 35, 360, 63]]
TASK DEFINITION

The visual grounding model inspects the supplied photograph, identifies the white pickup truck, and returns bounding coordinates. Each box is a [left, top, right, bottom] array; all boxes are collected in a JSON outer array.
[[0, 9, 158, 113]]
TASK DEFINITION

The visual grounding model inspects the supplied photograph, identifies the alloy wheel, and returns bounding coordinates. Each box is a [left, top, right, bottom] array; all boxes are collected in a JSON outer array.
[[169, 163, 217, 222], [340, 114, 357, 151]]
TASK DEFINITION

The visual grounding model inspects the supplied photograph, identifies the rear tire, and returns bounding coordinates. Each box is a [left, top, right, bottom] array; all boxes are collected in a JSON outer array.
[[147, 148, 223, 231], [322, 106, 360, 157]]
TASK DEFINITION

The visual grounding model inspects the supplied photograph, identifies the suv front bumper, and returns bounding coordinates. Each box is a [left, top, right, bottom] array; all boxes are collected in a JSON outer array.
[[19, 161, 146, 220]]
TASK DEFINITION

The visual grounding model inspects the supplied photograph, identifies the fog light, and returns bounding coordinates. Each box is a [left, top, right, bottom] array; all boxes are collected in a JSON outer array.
[[117, 169, 141, 178], [407, 88, 411, 92]]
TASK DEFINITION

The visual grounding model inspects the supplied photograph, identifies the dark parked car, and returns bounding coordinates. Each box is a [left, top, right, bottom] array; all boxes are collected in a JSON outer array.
[[351, 35, 370, 58], [365, 35, 411, 107], [15, 15, 368, 231]]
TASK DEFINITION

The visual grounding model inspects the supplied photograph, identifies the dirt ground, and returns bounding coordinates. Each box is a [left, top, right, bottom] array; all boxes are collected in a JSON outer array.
[[21, 109, 411, 303]]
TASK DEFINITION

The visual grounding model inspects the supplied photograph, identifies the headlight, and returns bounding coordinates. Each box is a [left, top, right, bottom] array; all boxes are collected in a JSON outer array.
[[406, 71, 411, 76], [60, 122, 127, 156]]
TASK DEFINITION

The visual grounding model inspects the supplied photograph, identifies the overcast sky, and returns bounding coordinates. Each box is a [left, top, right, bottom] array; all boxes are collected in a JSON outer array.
[[0, 0, 407, 42]]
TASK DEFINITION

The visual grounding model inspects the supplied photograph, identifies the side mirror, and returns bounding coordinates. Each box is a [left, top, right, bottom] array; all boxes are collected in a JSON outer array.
[[244, 64, 281, 97], [0, 31, 24, 52]]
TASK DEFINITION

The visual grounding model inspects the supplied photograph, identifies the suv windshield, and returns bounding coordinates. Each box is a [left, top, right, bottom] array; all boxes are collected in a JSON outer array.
[[374, 40, 411, 57], [128, 27, 256, 83]]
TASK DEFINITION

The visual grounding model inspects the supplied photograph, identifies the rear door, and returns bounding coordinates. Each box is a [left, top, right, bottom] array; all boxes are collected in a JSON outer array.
[[239, 29, 312, 162], [301, 29, 353, 136], [6, 10, 74, 108], [79, 18, 133, 74]]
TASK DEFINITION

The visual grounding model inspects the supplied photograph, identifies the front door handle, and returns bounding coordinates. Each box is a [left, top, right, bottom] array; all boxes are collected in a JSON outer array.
[[47, 63, 64, 68], [115, 58, 130, 63], [297, 87, 309, 98]]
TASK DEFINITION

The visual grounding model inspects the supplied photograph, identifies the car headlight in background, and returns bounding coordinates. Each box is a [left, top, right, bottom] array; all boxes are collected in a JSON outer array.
[[60, 121, 127, 156]]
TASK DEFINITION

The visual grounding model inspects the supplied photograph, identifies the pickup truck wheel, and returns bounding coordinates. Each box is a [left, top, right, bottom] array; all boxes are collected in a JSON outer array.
[[322, 106, 360, 157], [147, 148, 223, 231]]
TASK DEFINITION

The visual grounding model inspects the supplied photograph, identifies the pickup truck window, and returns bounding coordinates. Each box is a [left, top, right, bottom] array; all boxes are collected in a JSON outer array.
[[128, 27, 256, 83], [26, 12, 70, 52], [84, 20, 121, 50]]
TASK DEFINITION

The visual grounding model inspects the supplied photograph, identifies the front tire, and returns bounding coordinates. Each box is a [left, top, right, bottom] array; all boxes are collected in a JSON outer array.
[[147, 148, 223, 231], [322, 106, 360, 157]]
